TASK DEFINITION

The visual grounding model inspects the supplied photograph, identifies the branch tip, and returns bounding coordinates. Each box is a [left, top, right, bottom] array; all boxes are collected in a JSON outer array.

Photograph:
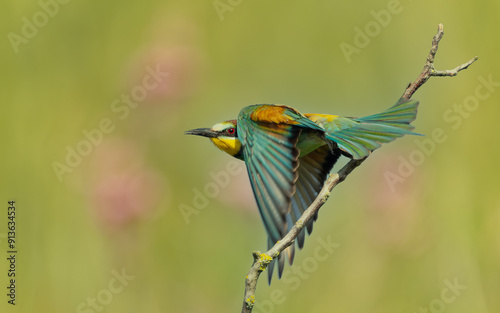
[[401, 24, 477, 100]]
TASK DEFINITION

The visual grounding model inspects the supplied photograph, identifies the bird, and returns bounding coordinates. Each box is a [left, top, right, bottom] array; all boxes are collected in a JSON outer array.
[[185, 98, 419, 283]]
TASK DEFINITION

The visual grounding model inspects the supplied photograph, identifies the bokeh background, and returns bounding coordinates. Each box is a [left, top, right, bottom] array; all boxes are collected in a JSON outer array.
[[1, 1, 499, 312]]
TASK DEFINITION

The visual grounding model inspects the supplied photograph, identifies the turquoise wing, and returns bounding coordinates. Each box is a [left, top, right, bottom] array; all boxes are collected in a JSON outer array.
[[238, 106, 301, 283], [238, 105, 340, 283]]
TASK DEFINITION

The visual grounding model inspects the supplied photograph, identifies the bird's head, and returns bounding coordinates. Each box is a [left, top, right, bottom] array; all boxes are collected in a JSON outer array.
[[185, 120, 242, 158]]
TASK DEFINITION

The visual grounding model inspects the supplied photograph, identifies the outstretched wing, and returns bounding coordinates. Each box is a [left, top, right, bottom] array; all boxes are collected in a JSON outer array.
[[238, 105, 301, 244], [290, 145, 340, 248], [238, 105, 340, 283]]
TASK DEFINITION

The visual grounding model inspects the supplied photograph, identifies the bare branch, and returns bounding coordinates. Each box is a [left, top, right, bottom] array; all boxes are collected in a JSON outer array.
[[401, 24, 478, 100], [240, 23, 477, 313]]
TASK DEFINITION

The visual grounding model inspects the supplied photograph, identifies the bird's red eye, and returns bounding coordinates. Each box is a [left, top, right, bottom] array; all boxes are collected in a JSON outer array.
[[227, 128, 235, 134]]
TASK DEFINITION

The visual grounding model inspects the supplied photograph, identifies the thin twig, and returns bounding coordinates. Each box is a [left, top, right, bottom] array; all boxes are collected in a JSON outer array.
[[401, 24, 478, 100], [431, 57, 478, 77], [240, 23, 477, 313]]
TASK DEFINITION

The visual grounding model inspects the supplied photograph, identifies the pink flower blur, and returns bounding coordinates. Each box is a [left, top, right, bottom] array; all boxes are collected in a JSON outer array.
[[87, 139, 167, 230]]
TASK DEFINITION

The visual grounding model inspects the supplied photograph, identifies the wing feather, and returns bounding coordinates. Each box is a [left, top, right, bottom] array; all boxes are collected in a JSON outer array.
[[238, 105, 340, 283]]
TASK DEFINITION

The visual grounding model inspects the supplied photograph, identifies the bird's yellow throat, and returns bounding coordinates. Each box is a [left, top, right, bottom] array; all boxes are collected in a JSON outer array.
[[210, 137, 241, 156]]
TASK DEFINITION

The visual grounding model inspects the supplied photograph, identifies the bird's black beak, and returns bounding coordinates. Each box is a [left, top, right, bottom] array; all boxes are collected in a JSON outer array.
[[185, 128, 218, 138]]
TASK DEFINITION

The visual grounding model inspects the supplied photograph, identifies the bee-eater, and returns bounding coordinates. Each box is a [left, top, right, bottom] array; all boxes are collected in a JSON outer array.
[[186, 99, 419, 283]]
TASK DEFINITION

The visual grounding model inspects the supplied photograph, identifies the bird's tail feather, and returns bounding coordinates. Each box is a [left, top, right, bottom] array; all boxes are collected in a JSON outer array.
[[356, 98, 419, 129], [325, 99, 420, 159]]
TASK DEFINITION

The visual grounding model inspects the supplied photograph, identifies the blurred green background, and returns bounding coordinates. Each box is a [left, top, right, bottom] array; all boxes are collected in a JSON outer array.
[[1, 0, 499, 312]]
